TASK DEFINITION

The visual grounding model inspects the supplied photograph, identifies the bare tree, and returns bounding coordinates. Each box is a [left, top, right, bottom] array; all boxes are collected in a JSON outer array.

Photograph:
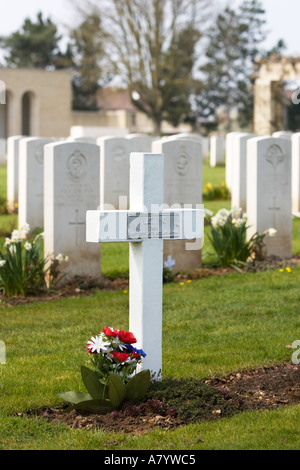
[[74, 0, 211, 135]]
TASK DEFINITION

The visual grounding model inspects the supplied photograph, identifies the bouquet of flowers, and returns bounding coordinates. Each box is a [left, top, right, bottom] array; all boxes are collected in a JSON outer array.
[[58, 327, 150, 414], [87, 326, 146, 383]]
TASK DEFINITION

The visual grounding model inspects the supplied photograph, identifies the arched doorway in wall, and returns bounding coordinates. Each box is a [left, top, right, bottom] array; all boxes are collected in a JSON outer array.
[[21, 91, 38, 136]]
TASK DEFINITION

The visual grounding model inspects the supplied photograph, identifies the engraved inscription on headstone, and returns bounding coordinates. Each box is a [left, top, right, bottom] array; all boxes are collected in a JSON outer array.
[[113, 146, 126, 162], [35, 144, 44, 165], [69, 209, 86, 246], [174, 147, 191, 176], [266, 144, 285, 171], [67, 150, 88, 182]]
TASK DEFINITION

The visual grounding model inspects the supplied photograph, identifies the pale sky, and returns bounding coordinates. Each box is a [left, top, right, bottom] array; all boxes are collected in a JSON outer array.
[[0, 0, 299, 56]]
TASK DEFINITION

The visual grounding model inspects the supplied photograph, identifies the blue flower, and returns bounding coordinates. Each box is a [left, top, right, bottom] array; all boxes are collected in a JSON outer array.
[[126, 344, 147, 358]]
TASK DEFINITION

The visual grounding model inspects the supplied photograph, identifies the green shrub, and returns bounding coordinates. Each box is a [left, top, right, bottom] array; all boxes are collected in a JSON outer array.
[[203, 182, 231, 201]]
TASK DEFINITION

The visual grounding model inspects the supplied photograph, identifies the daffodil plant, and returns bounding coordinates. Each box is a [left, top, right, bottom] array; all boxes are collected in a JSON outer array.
[[206, 208, 277, 267], [0, 224, 68, 297]]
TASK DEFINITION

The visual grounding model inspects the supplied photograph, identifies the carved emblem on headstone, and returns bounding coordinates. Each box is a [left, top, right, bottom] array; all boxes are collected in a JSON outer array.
[[113, 146, 126, 162], [67, 150, 87, 182], [35, 144, 44, 165], [175, 147, 190, 176], [266, 144, 285, 172]]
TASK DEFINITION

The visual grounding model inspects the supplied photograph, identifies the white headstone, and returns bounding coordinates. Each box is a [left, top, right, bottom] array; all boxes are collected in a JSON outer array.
[[7, 135, 24, 213], [86, 152, 204, 377], [0, 138, 6, 166], [0, 340, 5, 365], [98, 136, 132, 209], [231, 133, 256, 212], [44, 142, 101, 280], [18, 137, 54, 230], [126, 134, 153, 152], [67, 136, 97, 144], [201, 137, 209, 160], [246, 137, 292, 258], [272, 131, 293, 140], [152, 136, 203, 272], [210, 135, 225, 167], [70, 126, 129, 138], [292, 132, 300, 212], [225, 132, 241, 189]]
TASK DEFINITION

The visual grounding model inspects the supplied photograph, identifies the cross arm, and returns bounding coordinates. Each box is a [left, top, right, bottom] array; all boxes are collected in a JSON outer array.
[[86, 208, 204, 243]]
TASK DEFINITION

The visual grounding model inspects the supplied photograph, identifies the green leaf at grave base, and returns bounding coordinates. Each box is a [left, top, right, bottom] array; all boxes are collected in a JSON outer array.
[[64, 398, 114, 414], [126, 369, 151, 404], [108, 373, 126, 409], [57, 391, 92, 404], [81, 365, 108, 400]]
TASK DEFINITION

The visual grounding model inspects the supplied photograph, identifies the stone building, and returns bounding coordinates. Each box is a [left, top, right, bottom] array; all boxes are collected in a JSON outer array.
[[0, 68, 191, 140], [254, 55, 300, 136]]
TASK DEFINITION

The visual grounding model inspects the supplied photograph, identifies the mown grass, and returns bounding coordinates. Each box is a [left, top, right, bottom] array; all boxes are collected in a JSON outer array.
[[0, 267, 300, 450], [0, 161, 299, 450]]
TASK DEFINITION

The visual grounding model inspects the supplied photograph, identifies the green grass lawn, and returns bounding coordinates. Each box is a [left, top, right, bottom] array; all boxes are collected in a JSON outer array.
[[0, 163, 299, 450], [0, 268, 299, 450]]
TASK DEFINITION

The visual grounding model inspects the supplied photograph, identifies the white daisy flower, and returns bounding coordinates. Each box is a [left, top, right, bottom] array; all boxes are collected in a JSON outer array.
[[87, 334, 113, 354]]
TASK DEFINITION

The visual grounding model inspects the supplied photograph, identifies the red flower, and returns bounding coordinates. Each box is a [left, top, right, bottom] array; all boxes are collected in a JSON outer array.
[[130, 351, 141, 360], [103, 326, 119, 337], [111, 351, 130, 362], [118, 330, 137, 344], [87, 343, 96, 354]]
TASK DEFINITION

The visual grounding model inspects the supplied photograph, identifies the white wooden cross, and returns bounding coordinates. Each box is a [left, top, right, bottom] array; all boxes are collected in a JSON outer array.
[[86, 153, 204, 378]]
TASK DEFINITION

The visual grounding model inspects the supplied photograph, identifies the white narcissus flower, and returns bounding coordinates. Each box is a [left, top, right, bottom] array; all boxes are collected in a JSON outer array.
[[268, 228, 277, 237], [217, 208, 230, 219], [0, 260, 6, 267], [24, 242, 32, 251], [230, 207, 243, 219], [9, 245, 16, 254], [20, 223, 30, 238], [11, 230, 23, 242], [56, 253, 69, 263], [204, 209, 213, 217], [232, 218, 244, 228], [4, 238, 11, 247], [211, 216, 219, 228]]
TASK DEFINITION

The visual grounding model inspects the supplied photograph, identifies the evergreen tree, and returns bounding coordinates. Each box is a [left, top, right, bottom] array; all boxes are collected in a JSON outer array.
[[195, 0, 267, 131], [0, 12, 66, 69], [70, 12, 109, 110]]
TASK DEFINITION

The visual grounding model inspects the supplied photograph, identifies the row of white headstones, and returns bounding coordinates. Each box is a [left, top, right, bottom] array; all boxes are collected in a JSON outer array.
[[4, 130, 298, 375], [211, 130, 300, 259]]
